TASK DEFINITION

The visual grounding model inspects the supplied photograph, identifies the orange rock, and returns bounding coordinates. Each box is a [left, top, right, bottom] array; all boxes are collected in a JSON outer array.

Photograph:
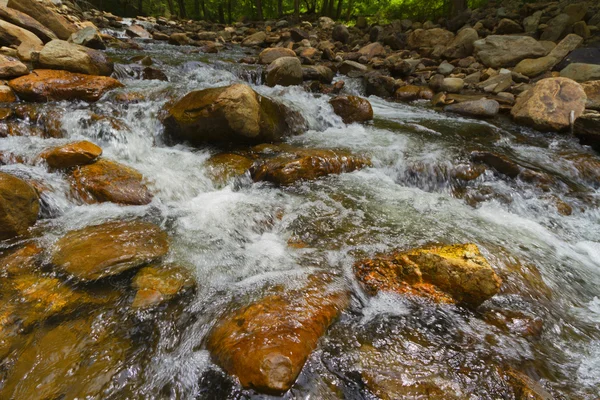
[[207, 274, 348, 394], [329, 95, 373, 123], [40, 140, 102, 169], [0, 85, 17, 103], [8, 69, 123, 102], [0, 172, 40, 241], [131, 263, 195, 309], [0, 242, 42, 276], [354, 243, 501, 307], [71, 159, 152, 205]]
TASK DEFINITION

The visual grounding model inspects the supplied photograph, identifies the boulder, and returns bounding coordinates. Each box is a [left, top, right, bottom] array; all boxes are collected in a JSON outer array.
[[265, 56, 302, 87], [319, 16, 335, 29], [0, 172, 39, 240], [443, 27, 478, 59], [407, 28, 454, 49], [332, 24, 349, 43], [250, 145, 371, 185], [560, 63, 600, 82], [40, 140, 102, 169], [207, 274, 348, 394], [574, 112, 600, 152], [564, 3, 588, 24], [258, 47, 296, 64], [302, 65, 333, 84], [0, 5, 56, 43], [582, 80, 600, 110], [540, 13, 570, 42], [513, 56, 557, 78], [69, 26, 105, 50], [395, 85, 433, 101], [131, 264, 195, 309], [329, 95, 373, 123], [444, 99, 499, 118], [0, 19, 43, 61], [126, 24, 151, 39], [358, 42, 386, 60], [71, 159, 153, 205], [163, 83, 305, 145], [36, 40, 113, 76], [0, 54, 28, 78], [339, 60, 367, 75], [7, 0, 77, 40], [549, 34, 584, 61], [511, 77, 586, 131], [354, 243, 501, 307], [51, 220, 168, 281], [473, 35, 548, 68], [242, 31, 266, 46], [8, 69, 123, 102]]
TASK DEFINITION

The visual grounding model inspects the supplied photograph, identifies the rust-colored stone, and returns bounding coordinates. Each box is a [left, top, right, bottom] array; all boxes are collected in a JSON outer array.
[[131, 263, 195, 309], [329, 95, 373, 123], [0, 172, 39, 241], [40, 140, 102, 169]]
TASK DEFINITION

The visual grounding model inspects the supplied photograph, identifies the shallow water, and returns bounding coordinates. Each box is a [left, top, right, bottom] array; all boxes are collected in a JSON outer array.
[[1, 39, 600, 399]]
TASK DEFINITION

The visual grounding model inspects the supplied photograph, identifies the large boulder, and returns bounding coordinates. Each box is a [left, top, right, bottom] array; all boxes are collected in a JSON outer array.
[[302, 65, 334, 84], [265, 56, 302, 87], [0, 5, 56, 42], [8, 69, 123, 102], [473, 35, 548, 68], [40, 140, 102, 169], [50, 220, 169, 281], [0, 19, 43, 61], [258, 47, 296, 64], [332, 24, 349, 43], [207, 274, 348, 394], [71, 159, 153, 205], [354, 243, 501, 307], [6, 0, 77, 40], [125, 24, 151, 39], [511, 77, 586, 131], [0, 54, 28, 78], [0, 172, 39, 241], [358, 42, 386, 60], [163, 83, 305, 145], [36, 40, 113, 76], [69, 26, 105, 50], [443, 27, 478, 59], [330, 95, 373, 123], [560, 63, 600, 82], [408, 28, 454, 49]]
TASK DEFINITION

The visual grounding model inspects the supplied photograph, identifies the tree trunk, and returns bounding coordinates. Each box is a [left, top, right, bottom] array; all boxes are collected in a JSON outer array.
[[166, 0, 175, 17], [278, 0, 283, 17], [335, 0, 343, 19], [321, 0, 329, 16], [177, 0, 187, 18], [218, 3, 225, 23], [137, 0, 143, 15], [256, 0, 263, 20], [194, 0, 200, 19], [327, 0, 335, 18], [345, 0, 353, 21], [228, 0, 232, 23], [451, 0, 466, 16], [294, 0, 299, 22], [201, 0, 207, 19]]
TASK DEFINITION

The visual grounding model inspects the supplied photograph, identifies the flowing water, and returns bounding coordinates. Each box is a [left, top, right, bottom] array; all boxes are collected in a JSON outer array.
[[1, 39, 600, 399]]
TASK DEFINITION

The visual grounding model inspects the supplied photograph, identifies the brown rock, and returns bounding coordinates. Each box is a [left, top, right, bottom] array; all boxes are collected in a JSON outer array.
[[582, 80, 600, 110], [329, 95, 373, 123], [36, 40, 113, 76], [168, 32, 192, 46], [470, 151, 521, 178], [126, 24, 151, 39], [0, 5, 57, 43], [0, 19, 43, 61], [207, 274, 348, 394], [354, 243, 501, 307], [8, 69, 123, 102], [511, 77, 586, 131], [131, 263, 195, 309], [265, 56, 303, 87], [358, 42, 386, 60], [7, 0, 77, 40], [0, 84, 16, 103], [50, 220, 169, 281], [395, 85, 431, 101], [0, 54, 28, 78], [40, 140, 102, 169], [205, 152, 254, 185], [71, 158, 152, 205], [0, 172, 39, 241], [407, 28, 454, 49], [242, 31, 267, 47], [258, 47, 296, 64]]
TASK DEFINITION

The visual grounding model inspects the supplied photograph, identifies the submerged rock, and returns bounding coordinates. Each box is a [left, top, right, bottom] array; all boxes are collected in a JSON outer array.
[[207, 274, 348, 394], [40, 140, 102, 169], [50, 220, 169, 281], [131, 264, 195, 309], [8, 69, 123, 102], [163, 83, 305, 145], [205, 152, 254, 185], [71, 158, 153, 205], [0, 172, 39, 241], [354, 243, 501, 307], [329, 95, 373, 123], [470, 151, 521, 178], [511, 77, 586, 131]]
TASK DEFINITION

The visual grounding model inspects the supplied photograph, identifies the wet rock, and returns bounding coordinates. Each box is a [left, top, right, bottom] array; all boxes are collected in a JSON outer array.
[[407, 28, 454, 49], [511, 77, 586, 131], [470, 151, 521, 178], [358, 42, 386, 60], [0, 55, 28, 78], [355, 243, 501, 307], [0, 314, 130, 399], [0, 5, 57, 43], [0, 172, 39, 241], [473, 36, 548, 68], [339, 60, 367, 75], [126, 24, 151, 39], [250, 145, 371, 185], [332, 24, 349, 43], [71, 158, 153, 205], [7, 0, 77, 40], [69, 26, 105, 50], [0, 19, 44, 61], [445, 99, 499, 118], [574, 112, 600, 152], [142, 66, 168, 81], [8, 69, 123, 102], [258, 47, 296, 64], [242, 31, 267, 47], [560, 63, 600, 82], [40, 140, 102, 169], [302, 65, 334, 84], [131, 264, 195, 309], [540, 13, 570, 42], [205, 152, 254, 185], [329, 95, 373, 124], [36, 39, 113, 76], [207, 274, 348, 394], [51, 220, 169, 281], [0, 84, 16, 103], [266, 56, 302, 87], [501, 368, 554, 400]]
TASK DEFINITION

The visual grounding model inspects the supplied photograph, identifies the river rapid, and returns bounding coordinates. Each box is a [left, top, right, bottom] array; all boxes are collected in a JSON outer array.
[[1, 37, 600, 399]]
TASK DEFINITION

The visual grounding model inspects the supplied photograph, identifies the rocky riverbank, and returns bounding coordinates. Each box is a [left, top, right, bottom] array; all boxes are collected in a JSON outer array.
[[1, 0, 600, 399]]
